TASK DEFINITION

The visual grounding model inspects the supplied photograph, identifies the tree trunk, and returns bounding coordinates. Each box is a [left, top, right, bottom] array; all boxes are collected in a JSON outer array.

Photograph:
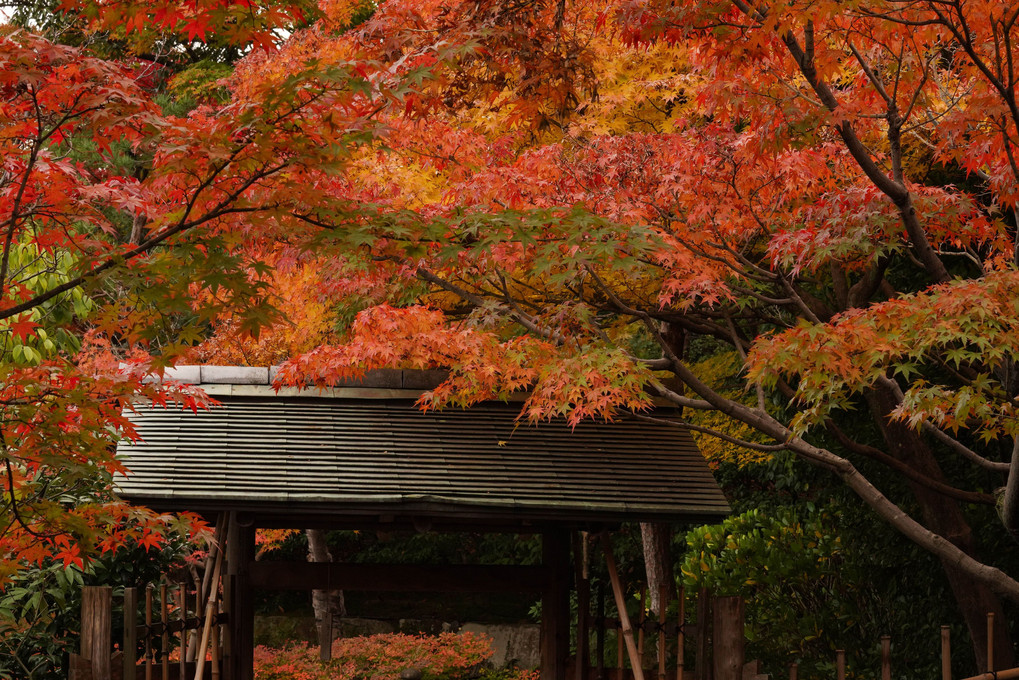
[[640, 522, 676, 615], [307, 529, 345, 657], [866, 387, 1014, 671]]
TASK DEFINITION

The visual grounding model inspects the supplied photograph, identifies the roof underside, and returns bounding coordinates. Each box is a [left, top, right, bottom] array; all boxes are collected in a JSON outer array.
[[116, 396, 729, 525]]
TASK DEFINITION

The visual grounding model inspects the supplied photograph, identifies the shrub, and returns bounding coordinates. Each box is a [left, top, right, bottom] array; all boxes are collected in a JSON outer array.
[[254, 632, 538, 680]]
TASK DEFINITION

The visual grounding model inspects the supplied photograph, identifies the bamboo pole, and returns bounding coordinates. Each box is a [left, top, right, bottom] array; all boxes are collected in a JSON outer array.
[[942, 626, 951, 680], [836, 650, 846, 680], [637, 585, 647, 664], [618, 628, 625, 680], [160, 583, 169, 680], [195, 536, 227, 680], [962, 670, 1019, 680], [212, 600, 221, 680], [676, 587, 685, 680], [145, 585, 153, 680], [190, 516, 227, 663], [601, 534, 646, 680], [881, 636, 891, 680]]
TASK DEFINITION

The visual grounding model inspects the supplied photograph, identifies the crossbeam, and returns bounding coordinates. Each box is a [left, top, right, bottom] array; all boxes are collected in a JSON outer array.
[[248, 562, 548, 592]]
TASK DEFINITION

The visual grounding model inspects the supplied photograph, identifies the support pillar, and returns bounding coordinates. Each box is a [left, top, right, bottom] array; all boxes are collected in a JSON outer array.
[[542, 528, 571, 680], [226, 512, 256, 680]]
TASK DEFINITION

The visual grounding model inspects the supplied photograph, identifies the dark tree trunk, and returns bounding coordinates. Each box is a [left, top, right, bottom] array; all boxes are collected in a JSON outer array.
[[640, 522, 676, 615], [307, 529, 345, 656], [866, 387, 1014, 671]]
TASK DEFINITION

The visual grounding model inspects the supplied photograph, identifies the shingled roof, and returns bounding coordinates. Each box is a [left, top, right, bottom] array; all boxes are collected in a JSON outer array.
[[115, 367, 729, 526]]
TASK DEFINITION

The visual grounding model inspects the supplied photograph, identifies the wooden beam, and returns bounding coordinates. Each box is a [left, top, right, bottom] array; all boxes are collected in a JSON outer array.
[[81, 586, 113, 680], [248, 562, 549, 592], [542, 529, 571, 680]]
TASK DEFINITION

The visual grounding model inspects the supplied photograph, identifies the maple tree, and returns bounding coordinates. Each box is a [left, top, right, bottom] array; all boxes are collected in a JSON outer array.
[[244, 0, 1019, 668], [7, 0, 1019, 671]]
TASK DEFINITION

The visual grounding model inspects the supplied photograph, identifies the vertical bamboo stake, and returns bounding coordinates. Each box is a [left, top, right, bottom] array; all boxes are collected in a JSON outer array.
[[836, 650, 846, 680], [618, 626, 625, 680], [658, 582, 667, 680], [941, 626, 951, 680], [195, 538, 226, 680], [160, 583, 169, 680], [145, 585, 153, 680], [123, 587, 138, 680], [676, 587, 685, 680], [880, 636, 891, 680], [789, 663, 798, 680], [601, 534, 646, 680], [987, 613, 995, 672], [211, 600, 221, 680], [637, 586, 647, 672], [177, 584, 187, 680]]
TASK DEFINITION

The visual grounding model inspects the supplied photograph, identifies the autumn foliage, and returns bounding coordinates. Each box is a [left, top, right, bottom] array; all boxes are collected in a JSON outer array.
[[6, 0, 1019, 668]]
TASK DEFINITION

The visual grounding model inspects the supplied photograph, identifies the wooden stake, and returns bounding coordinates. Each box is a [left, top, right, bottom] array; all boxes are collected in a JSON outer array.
[[789, 662, 798, 680], [942, 626, 951, 680], [987, 613, 995, 672], [597, 582, 606, 680], [676, 587, 685, 680], [161, 583, 169, 680], [123, 587, 138, 680], [880, 636, 891, 680], [145, 585, 153, 680], [836, 650, 846, 680], [658, 582, 667, 680], [177, 585, 187, 680], [601, 533, 646, 680]]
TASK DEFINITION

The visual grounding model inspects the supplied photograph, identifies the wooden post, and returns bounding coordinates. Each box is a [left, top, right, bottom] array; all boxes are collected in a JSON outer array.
[[600, 533, 645, 680], [657, 581, 667, 680], [574, 532, 591, 680], [178, 585, 187, 680], [597, 583, 606, 680], [694, 589, 709, 680], [542, 529, 571, 680], [836, 650, 846, 680], [711, 597, 743, 680], [942, 626, 952, 680], [676, 587, 685, 680], [123, 587, 138, 680], [226, 512, 256, 680], [161, 583, 169, 680], [987, 613, 995, 672], [789, 663, 797, 680], [81, 586, 113, 680], [145, 585, 154, 680], [881, 636, 891, 680]]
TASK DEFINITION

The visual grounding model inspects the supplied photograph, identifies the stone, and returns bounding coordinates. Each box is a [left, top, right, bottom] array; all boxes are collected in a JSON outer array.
[[400, 668, 424, 680], [460, 623, 541, 669]]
